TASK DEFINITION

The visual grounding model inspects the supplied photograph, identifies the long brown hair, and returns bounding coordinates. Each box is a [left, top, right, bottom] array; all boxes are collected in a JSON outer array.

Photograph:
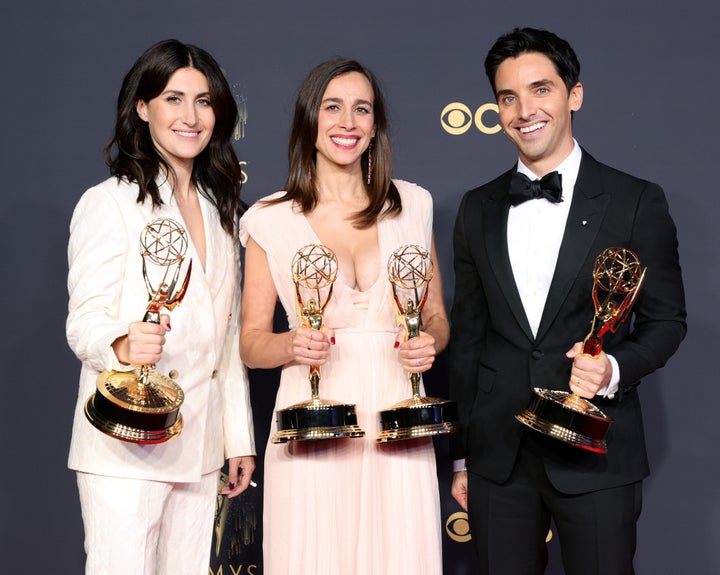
[[268, 58, 400, 228]]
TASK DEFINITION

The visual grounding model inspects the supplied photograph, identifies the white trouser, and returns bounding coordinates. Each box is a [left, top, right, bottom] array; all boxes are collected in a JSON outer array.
[[77, 470, 220, 575]]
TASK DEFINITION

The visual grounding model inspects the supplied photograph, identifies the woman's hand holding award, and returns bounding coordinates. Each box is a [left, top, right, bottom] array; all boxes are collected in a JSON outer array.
[[377, 245, 459, 443], [85, 218, 192, 444], [271, 244, 365, 443]]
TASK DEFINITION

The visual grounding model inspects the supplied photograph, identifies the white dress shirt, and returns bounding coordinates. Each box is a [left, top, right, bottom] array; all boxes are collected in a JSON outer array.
[[508, 145, 579, 337]]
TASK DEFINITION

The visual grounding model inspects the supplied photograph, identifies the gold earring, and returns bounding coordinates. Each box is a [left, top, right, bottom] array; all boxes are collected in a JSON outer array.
[[366, 140, 373, 185]]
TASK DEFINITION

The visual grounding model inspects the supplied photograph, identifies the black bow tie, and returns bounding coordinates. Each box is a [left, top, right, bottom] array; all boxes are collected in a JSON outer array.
[[508, 171, 563, 206]]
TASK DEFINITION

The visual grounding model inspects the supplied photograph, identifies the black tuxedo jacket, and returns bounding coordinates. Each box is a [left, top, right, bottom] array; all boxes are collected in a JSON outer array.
[[448, 150, 686, 494]]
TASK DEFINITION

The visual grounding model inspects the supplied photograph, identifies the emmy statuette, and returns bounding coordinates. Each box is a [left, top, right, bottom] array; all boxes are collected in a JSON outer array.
[[272, 244, 365, 443], [377, 245, 460, 443], [85, 218, 192, 444], [516, 247, 646, 453]]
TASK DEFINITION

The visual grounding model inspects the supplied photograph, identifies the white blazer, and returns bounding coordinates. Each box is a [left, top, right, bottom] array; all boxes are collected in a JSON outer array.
[[67, 176, 255, 482]]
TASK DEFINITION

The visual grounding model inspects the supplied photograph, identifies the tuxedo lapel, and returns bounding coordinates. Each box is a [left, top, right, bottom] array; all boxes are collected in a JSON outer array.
[[484, 171, 536, 341], [536, 152, 610, 341]]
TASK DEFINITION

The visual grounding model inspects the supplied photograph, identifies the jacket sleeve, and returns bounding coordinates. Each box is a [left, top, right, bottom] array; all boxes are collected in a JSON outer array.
[[220, 261, 256, 458], [612, 182, 687, 394], [448, 190, 489, 459], [66, 184, 135, 374]]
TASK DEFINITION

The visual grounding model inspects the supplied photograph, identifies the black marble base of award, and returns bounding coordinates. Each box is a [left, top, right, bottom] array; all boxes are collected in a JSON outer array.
[[515, 388, 612, 454], [271, 398, 365, 443], [377, 396, 459, 443]]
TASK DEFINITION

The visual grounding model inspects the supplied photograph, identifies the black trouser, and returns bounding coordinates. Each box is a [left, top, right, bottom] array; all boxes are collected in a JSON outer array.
[[466, 437, 642, 575]]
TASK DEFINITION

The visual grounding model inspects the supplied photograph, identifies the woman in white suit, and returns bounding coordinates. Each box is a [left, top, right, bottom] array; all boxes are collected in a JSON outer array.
[[66, 39, 255, 575]]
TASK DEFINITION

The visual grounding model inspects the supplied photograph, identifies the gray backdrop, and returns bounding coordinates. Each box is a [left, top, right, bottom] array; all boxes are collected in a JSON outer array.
[[3, 1, 717, 573]]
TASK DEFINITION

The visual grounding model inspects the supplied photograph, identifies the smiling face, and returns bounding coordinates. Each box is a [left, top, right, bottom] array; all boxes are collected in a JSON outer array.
[[314, 71, 376, 174], [136, 66, 215, 174], [495, 52, 583, 176]]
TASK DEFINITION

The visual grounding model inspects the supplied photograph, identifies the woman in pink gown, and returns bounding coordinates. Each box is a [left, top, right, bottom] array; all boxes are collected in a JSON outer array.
[[240, 58, 448, 575]]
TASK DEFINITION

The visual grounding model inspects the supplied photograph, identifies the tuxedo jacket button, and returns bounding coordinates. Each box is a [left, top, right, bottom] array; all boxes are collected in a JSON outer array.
[[531, 350, 544, 360]]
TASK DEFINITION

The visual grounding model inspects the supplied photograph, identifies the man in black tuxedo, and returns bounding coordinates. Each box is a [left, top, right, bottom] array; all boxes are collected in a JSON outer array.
[[448, 27, 686, 575]]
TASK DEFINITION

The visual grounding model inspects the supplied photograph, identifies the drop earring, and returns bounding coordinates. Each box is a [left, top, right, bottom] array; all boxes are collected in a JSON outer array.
[[366, 140, 373, 185]]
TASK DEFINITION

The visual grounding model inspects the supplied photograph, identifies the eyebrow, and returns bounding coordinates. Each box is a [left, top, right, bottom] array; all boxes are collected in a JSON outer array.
[[161, 89, 211, 98], [496, 78, 556, 99], [322, 96, 373, 107], [530, 79, 556, 89]]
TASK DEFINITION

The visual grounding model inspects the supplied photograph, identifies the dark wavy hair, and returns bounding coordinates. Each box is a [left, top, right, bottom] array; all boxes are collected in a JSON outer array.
[[268, 58, 399, 229], [104, 39, 244, 235], [484, 27, 581, 96]]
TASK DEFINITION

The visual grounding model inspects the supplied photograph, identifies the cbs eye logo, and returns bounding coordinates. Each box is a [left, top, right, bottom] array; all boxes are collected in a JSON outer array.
[[441, 102, 502, 135], [446, 512, 472, 543]]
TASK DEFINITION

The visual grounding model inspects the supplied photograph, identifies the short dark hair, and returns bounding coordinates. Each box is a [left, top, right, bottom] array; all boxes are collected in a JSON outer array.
[[105, 39, 244, 234], [484, 27, 581, 96], [271, 58, 399, 228]]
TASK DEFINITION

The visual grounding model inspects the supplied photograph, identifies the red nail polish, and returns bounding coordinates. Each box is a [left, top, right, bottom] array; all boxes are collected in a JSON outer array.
[[228, 482, 235, 490], [394, 341, 400, 348], [330, 337, 336, 345]]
